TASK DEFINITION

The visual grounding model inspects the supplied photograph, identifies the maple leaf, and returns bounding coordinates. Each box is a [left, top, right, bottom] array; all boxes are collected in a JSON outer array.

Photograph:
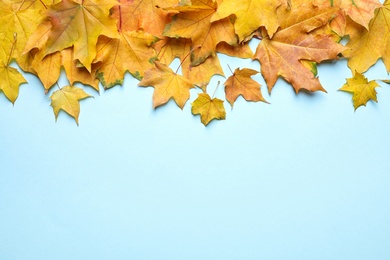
[[0, 33, 27, 103], [61, 48, 100, 92], [0, 0, 46, 71], [113, 0, 178, 37], [343, 1, 390, 73], [217, 42, 253, 59], [38, 0, 119, 71], [224, 68, 268, 107], [191, 93, 226, 126], [339, 72, 379, 110], [156, 38, 223, 91], [30, 50, 61, 92], [94, 31, 158, 89], [210, 0, 285, 42], [138, 61, 194, 108], [253, 4, 345, 93], [314, 0, 382, 30], [50, 85, 92, 124], [163, 0, 237, 66]]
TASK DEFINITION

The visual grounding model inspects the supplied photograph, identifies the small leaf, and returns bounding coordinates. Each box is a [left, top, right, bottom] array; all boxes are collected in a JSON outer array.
[[50, 86, 92, 124], [224, 67, 268, 107], [0, 64, 27, 104], [339, 72, 380, 110], [191, 93, 226, 126], [138, 61, 194, 109]]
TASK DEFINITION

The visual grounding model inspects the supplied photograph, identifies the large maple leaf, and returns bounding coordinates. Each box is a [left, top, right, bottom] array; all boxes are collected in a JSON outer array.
[[138, 61, 194, 108], [343, 1, 390, 73], [163, 0, 237, 66], [95, 31, 158, 89], [50, 85, 91, 125], [339, 72, 379, 110], [210, 0, 285, 42], [0, 0, 45, 71], [253, 4, 345, 93], [38, 0, 119, 71]]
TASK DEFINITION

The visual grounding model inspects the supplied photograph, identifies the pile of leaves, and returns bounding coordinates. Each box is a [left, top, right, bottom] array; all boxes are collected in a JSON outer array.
[[0, 0, 388, 125]]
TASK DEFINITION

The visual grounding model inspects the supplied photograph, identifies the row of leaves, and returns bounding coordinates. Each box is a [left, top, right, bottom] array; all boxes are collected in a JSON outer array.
[[0, 0, 388, 125]]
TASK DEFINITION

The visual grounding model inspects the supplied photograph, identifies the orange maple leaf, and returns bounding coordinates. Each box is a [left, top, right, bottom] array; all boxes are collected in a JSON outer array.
[[254, 4, 345, 93], [224, 68, 268, 107], [114, 0, 178, 37], [314, 0, 382, 30], [163, 0, 237, 66], [191, 93, 226, 126], [138, 61, 194, 108]]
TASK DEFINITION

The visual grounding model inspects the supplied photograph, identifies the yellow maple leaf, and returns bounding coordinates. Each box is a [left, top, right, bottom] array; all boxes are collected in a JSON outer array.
[[0, 33, 27, 104], [210, 0, 285, 42], [191, 93, 226, 126], [95, 31, 158, 89], [0, 65, 27, 104], [254, 4, 345, 93], [343, 1, 390, 73], [156, 38, 224, 91], [40, 0, 119, 71], [50, 86, 92, 125], [224, 68, 268, 107], [0, 0, 45, 71], [339, 72, 379, 110], [163, 0, 237, 66], [61, 48, 100, 92], [138, 61, 194, 108]]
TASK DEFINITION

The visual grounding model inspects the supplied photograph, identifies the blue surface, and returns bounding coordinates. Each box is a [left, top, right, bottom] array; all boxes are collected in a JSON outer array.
[[1, 42, 390, 259]]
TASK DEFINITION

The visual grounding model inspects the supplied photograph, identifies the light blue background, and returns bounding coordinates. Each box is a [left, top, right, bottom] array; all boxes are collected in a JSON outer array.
[[1, 40, 390, 259]]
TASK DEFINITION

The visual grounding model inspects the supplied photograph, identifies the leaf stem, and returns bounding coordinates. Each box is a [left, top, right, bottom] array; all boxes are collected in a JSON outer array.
[[212, 81, 220, 99], [227, 64, 234, 75], [175, 46, 201, 74], [6, 33, 17, 66]]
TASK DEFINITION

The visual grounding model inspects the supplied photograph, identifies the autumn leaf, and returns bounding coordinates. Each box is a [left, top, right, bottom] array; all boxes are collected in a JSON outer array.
[[191, 93, 226, 126], [343, 1, 390, 73], [156, 38, 223, 91], [114, 0, 178, 37], [254, 4, 345, 93], [0, 33, 27, 103], [163, 0, 237, 66], [314, 0, 382, 30], [50, 85, 92, 124], [339, 72, 379, 110], [38, 0, 119, 71], [210, 0, 285, 42], [0, 0, 45, 71], [61, 48, 100, 92], [224, 68, 268, 107], [138, 61, 194, 108], [95, 31, 158, 89]]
